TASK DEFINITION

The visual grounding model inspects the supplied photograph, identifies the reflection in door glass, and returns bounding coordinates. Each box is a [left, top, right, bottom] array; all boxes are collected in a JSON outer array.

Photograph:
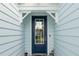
[[35, 19, 44, 44]]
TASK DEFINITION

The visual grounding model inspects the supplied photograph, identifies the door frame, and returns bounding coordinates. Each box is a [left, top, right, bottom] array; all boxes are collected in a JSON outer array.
[[31, 16, 48, 55]]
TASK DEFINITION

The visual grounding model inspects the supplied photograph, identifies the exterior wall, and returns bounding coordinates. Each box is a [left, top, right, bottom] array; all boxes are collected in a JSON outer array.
[[23, 13, 31, 55], [23, 12, 55, 55], [0, 3, 24, 56], [55, 3, 79, 56], [48, 14, 55, 55]]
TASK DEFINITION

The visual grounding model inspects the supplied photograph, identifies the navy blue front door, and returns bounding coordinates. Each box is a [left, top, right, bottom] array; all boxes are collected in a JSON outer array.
[[32, 16, 47, 54]]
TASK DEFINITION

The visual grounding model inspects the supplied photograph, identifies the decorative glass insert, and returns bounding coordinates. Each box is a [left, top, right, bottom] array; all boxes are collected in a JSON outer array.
[[35, 19, 44, 44]]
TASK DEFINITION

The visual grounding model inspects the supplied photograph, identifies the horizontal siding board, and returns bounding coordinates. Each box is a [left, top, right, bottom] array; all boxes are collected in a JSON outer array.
[[0, 27, 22, 31], [56, 17, 79, 30], [56, 39, 79, 55], [55, 28, 79, 35], [9, 3, 19, 13], [55, 3, 79, 56], [0, 3, 24, 56], [59, 4, 73, 17], [0, 43, 23, 56], [0, 36, 22, 44], [15, 47, 24, 56], [55, 37, 79, 47], [55, 44, 69, 56], [55, 40, 78, 56], [59, 9, 79, 23], [0, 20, 21, 30], [0, 38, 23, 46], [0, 41, 23, 53], [0, 29, 22, 35], [58, 4, 67, 14], [0, 4, 19, 22], [0, 12, 20, 26], [1, 3, 18, 18], [57, 11, 79, 27], [9, 44, 24, 56], [59, 4, 79, 21], [2, 3, 19, 17]]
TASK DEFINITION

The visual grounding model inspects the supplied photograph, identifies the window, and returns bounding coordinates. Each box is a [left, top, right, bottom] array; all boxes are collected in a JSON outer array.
[[35, 19, 44, 44]]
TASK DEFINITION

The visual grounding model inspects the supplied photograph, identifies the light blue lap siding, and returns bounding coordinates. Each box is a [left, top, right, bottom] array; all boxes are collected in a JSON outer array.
[[0, 3, 24, 56], [55, 3, 79, 56]]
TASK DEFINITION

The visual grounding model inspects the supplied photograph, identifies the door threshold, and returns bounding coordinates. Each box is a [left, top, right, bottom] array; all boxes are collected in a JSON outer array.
[[32, 53, 47, 56]]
